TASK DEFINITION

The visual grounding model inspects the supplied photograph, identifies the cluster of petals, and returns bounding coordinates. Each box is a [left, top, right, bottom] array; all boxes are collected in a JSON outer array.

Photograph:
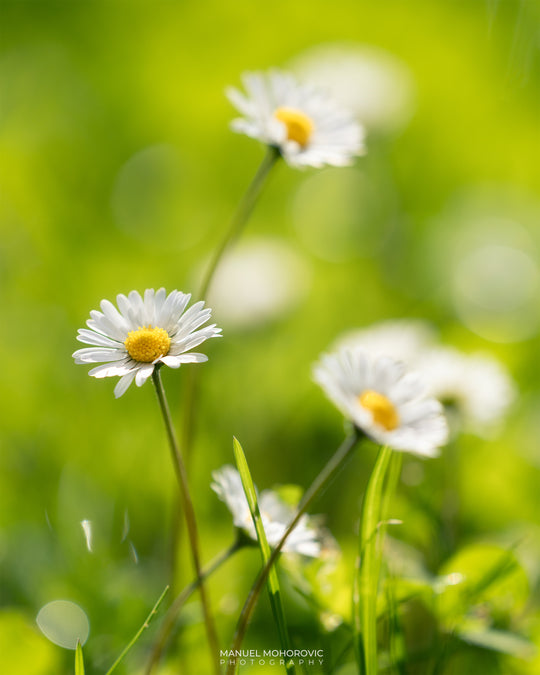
[[313, 348, 449, 458], [334, 319, 515, 435], [227, 69, 365, 168], [73, 288, 221, 398], [212, 465, 322, 557]]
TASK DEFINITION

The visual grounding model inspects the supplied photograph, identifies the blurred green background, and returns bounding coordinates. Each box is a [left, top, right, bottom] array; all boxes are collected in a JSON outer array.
[[1, 0, 540, 673]]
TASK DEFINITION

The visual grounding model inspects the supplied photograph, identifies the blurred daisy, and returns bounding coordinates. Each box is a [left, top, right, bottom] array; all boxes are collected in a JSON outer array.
[[313, 349, 448, 458], [334, 319, 436, 365], [418, 348, 516, 436], [291, 43, 416, 135], [227, 69, 365, 168], [73, 288, 221, 398], [212, 466, 321, 557]]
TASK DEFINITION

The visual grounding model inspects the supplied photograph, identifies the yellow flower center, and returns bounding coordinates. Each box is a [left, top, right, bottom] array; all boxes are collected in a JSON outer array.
[[358, 390, 400, 431], [274, 107, 314, 147], [124, 326, 171, 363]]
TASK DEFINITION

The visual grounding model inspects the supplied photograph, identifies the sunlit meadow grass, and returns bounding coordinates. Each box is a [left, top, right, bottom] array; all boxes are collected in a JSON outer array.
[[1, 1, 539, 674]]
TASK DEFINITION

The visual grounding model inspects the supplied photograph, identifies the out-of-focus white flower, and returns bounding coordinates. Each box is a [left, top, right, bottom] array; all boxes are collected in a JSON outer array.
[[211, 466, 321, 557], [227, 69, 365, 168], [206, 238, 311, 330], [334, 319, 436, 365], [73, 288, 221, 397], [291, 43, 416, 135], [331, 320, 516, 436], [313, 349, 448, 458], [417, 347, 516, 436]]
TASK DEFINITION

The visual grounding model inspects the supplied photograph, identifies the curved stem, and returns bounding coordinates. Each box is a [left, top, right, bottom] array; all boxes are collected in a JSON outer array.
[[226, 431, 361, 675], [199, 145, 280, 300], [171, 146, 280, 588], [146, 542, 242, 675], [152, 368, 221, 675]]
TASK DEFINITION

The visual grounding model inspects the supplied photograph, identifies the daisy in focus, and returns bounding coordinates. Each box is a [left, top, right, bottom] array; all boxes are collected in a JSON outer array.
[[227, 69, 365, 168], [313, 349, 448, 458], [212, 465, 322, 557], [73, 288, 221, 398]]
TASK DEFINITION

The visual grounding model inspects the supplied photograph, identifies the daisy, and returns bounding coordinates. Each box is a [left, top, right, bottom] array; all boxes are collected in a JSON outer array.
[[211, 466, 321, 557], [417, 347, 516, 436], [226, 69, 365, 168], [313, 349, 448, 458], [73, 288, 221, 398]]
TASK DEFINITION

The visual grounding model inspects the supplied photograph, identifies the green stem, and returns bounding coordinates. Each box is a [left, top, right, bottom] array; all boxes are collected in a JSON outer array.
[[146, 542, 242, 675], [357, 445, 393, 675], [199, 145, 280, 299], [171, 146, 280, 589], [105, 585, 169, 675], [226, 431, 361, 675], [151, 368, 221, 675]]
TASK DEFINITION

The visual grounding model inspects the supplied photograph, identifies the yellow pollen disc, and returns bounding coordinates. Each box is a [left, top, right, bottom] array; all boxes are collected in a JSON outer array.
[[124, 325, 171, 363], [358, 390, 400, 431], [274, 107, 314, 147]]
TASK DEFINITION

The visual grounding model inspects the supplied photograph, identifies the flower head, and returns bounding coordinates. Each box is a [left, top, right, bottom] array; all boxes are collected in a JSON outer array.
[[73, 288, 221, 397], [211, 466, 322, 557], [313, 349, 448, 458], [417, 347, 516, 436], [227, 69, 365, 168]]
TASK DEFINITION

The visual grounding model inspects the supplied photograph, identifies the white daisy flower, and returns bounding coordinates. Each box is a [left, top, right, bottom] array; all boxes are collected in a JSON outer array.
[[417, 347, 516, 436], [211, 466, 321, 557], [334, 319, 436, 366], [73, 288, 221, 398], [227, 69, 365, 168], [313, 349, 448, 458]]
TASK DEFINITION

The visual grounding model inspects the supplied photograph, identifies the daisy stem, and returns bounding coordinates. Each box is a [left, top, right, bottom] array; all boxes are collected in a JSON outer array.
[[199, 144, 281, 300], [171, 145, 280, 586], [226, 431, 361, 675], [357, 445, 394, 675], [151, 368, 221, 675], [146, 541, 243, 675]]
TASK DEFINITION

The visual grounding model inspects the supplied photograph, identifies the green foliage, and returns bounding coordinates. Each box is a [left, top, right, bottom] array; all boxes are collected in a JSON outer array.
[[233, 437, 294, 673], [75, 641, 84, 675], [1, 0, 539, 672]]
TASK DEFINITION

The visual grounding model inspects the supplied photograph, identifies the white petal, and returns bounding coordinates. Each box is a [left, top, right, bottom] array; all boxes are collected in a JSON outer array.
[[135, 363, 155, 387], [114, 370, 137, 398], [176, 353, 208, 364], [76, 329, 122, 348], [73, 347, 125, 364], [89, 362, 135, 379]]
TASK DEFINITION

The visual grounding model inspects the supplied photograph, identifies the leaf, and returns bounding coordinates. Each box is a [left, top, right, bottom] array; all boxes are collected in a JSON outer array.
[[75, 640, 85, 675], [233, 437, 295, 675], [354, 445, 393, 675], [436, 543, 528, 627], [458, 626, 536, 659]]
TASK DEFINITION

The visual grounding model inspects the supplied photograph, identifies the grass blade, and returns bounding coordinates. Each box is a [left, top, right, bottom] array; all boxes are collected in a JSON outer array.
[[355, 445, 393, 675], [75, 640, 85, 675], [105, 585, 169, 675], [233, 437, 295, 675]]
